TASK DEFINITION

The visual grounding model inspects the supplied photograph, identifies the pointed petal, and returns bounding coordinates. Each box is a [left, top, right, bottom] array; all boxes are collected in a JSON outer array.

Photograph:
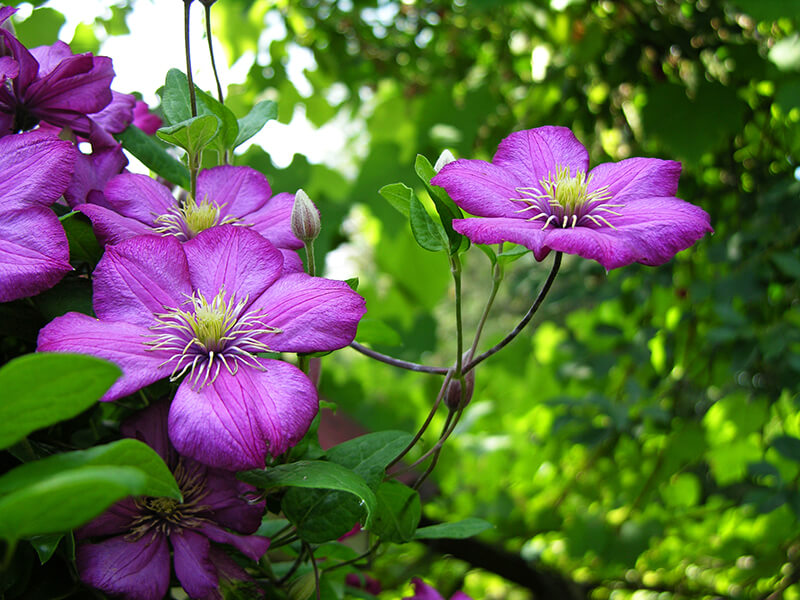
[[431, 159, 523, 218], [169, 360, 318, 470], [0, 207, 71, 302], [197, 165, 271, 216], [120, 401, 175, 465], [248, 273, 366, 353], [492, 126, 589, 183], [198, 466, 265, 532], [198, 523, 270, 561], [245, 191, 302, 250], [89, 90, 135, 134], [76, 203, 153, 246], [37, 313, 171, 401], [1, 29, 38, 90], [452, 217, 552, 261], [133, 101, 163, 135], [588, 157, 681, 202], [183, 226, 283, 304], [171, 530, 219, 599], [0, 56, 18, 83], [93, 235, 192, 327], [103, 172, 177, 224], [64, 145, 128, 208], [75, 498, 138, 540], [76, 533, 170, 600], [28, 41, 73, 76], [0, 132, 76, 210], [25, 54, 114, 119]]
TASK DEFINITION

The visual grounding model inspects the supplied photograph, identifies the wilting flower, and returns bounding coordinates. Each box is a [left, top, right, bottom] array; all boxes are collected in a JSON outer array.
[[431, 126, 713, 271], [77, 401, 270, 600], [76, 165, 305, 270], [38, 226, 366, 469], [0, 10, 115, 140], [404, 578, 472, 600], [0, 131, 75, 302]]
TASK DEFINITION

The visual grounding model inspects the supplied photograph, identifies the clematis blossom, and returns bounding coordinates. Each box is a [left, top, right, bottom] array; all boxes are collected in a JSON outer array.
[[76, 165, 306, 270], [77, 401, 270, 600], [38, 225, 366, 469], [403, 578, 473, 600], [0, 131, 75, 302], [431, 126, 713, 271]]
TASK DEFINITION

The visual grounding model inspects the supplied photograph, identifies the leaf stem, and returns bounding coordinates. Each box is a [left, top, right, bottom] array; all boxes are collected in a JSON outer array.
[[465, 251, 562, 374], [349, 342, 448, 375], [304, 241, 316, 278]]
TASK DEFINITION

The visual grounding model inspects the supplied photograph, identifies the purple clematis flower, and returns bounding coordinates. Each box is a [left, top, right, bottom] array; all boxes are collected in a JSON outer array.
[[76, 165, 305, 271], [132, 99, 163, 135], [38, 225, 366, 469], [0, 130, 75, 302], [431, 126, 713, 271], [77, 401, 270, 600], [0, 18, 115, 138], [404, 578, 473, 600]]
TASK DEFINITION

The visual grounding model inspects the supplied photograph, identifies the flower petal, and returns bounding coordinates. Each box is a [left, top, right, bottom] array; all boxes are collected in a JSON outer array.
[[280, 249, 304, 274], [102, 172, 177, 224], [89, 90, 135, 134], [183, 226, 284, 304], [197, 165, 271, 216], [198, 523, 270, 561], [77, 203, 153, 246], [64, 144, 128, 208], [245, 191, 303, 249], [492, 126, 589, 183], [588, 157, 681, 203], [76, 533, 170, 600], [37, 313, 171, 401], [248, 273, 366, 353], [0, 207, 71, 302], [0, 131, 75, 210], [93, 235, 192, 327], [452, 217, 552, 261], [169, 359, 318, 470], [404, 578, 446, 600], [75, 498, 138, 540], [171, 530, 219, 599], [133, 101, 162, 135], [431, 159, 523, 218], [120, 401, 176, 465], [199, 466, 265, 532]]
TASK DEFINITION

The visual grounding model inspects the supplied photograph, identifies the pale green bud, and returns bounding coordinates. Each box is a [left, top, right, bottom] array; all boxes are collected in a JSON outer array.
[[291, 189, 321, 243]]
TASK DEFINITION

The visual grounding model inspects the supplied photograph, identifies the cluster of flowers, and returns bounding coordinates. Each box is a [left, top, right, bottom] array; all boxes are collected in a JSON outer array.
[[1, 5, 366, 597]]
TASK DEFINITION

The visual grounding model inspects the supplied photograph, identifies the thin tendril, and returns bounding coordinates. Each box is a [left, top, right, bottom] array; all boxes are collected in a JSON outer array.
[[183, 0, 197, 118], [203, 2, 224, 104], [349, 342, 448, 374]]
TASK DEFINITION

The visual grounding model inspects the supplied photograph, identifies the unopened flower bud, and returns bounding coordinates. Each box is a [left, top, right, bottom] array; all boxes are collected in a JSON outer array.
[[288, 572, 317, 600], [434, 149, 456, 172], [445, 368, 475, 410], [291, 188, 321, 243]]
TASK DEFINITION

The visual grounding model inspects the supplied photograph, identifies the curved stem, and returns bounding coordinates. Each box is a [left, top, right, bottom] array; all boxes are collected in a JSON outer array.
[[303, 542, 321, 600], [203, 2, 224, 104], [322, 542, 380, 574], [349, 342, 449, 375], [183, 0, 197, 118], [468, 259, 503, 358], [465, 251, 562, 374], [451, 254, 464, 377]]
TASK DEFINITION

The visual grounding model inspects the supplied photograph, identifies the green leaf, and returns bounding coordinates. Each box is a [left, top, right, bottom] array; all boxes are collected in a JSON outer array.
[[414, 517, 493, 539], [0, 353, 120, 450], [59, 212, 101, 265], [371, 480, 421, 543], [239, 460, 378, 527], [29, 534, 62, 564], [379, 182, 414, 218], [0, 466, 147, 540], [497, 243, 530, 265], [414, 154, 465, 254], [195, 86, 239, 152], [773, 435, 800, 463], [234, 100, 278, 148], [355, 318, 403, 347], [0, 439, 181, 501], [157, 114, 221, 156], [345, 277, 359, 291], [276, 431, 412, 543], [409, 195, 447, 252], [115, 125, 190, 189], [13, 7, 64, 47], [476, 244, 498, 266], [161, 68, 194, 126]]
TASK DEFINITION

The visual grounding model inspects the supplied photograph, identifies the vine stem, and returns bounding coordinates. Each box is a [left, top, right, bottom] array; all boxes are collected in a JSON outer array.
[[303, 542, 321, 600], [469, 252, 504, 357], [203, 2, 224, 104], [349, 342, 448, 375], [465, 251, 562, 374], [183, 0, 197, 118]]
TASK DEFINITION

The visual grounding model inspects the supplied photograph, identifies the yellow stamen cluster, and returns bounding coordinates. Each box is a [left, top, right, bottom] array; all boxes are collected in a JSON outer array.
[[153, 195, 242, 240]]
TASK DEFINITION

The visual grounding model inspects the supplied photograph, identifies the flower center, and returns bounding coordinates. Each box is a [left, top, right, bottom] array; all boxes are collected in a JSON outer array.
[[146, 289, 281, 388], [512, 166, 622, 229], [153, 195, 243, 240]]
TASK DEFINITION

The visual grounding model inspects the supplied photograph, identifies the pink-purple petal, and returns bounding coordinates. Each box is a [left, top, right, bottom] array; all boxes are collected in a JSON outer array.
[[132, 100, 162, 135], [76, 533, 170, 600], [405, 578, 446, 600], [76, 203, 153, 246], [169, 359, 318, 470], [92, 235, 192, 326], [64, 144, 128, 208], [0, 132, 76, 210], [245, 191, 303, 249], [171, 530, 219, 599], [280, 249, 304, 274], [37, 314, 171, 402], [89, 90, 135, 134], [197, 165, 272, 216], [74, 498, 138, 540], [248, 273, 366, 353], [198, 523, 270, 561], [0, 207, 71, 302], [120, 401, 175, 465], [200, 467, 265, 532], [102, 172, 177, 224], [25, 54, 114, 120], [431, 159, 523, 218], [492, 126, 589, 183], [183, 226, 284, 305], [587, 157, 681, 202], [452, 217, 551, 261]]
